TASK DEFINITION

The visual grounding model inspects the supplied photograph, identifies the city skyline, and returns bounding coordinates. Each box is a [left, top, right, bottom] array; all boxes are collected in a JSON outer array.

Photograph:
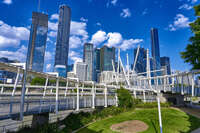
[[0, 0, 198, 72]]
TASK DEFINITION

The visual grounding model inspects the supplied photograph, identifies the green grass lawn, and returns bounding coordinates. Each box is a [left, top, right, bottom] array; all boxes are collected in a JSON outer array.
[[77, 108, 200, 133]]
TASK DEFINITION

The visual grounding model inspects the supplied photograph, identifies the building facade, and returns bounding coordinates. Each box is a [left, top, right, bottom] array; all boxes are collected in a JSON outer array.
[[151, 28, 161, 76], [100, 46, 115, 72], [26, 12, 48, 72], [54, 5, 71, 77], [160, 56, 171, 75], [133, 47, 147, 74], [94, 48, 100, 82], [74, 62, 87, 81], [83, 43, 94, 81]]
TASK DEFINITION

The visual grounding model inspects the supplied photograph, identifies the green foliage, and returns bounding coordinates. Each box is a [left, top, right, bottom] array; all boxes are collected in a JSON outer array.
[[181, 4, 200, 70], [30, 77, 45, 85], [117, 86, 134, 108]]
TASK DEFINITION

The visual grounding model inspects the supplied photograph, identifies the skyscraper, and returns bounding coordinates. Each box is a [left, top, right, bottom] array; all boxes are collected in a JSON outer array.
[[26, 12, 48, 72], [94, 48, 100, 82], [151, 28, 161, 75], [54, 5, 71, 77], [74, 62, 87, 81], [83, 43, 94, 81], [100, 46, 115, 72], [133, 47, 147, 74], [160, 57, 171, 75]]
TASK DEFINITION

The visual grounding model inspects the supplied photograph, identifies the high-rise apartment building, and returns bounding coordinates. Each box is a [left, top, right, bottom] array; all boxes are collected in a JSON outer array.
[[94, 48, 100, 82], [74, 62, 87, 81], [100, 46, 115, 72], [83, 43, 94, 81], [160, 56, 171, 75], [133, 47, 147, 74], [151, 28, 161, 76], [54, 5, 71, 77], [26, 12, 48, 72]]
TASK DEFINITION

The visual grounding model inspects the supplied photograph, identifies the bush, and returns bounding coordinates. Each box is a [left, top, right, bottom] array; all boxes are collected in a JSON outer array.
[[117, 86, 134, 109]]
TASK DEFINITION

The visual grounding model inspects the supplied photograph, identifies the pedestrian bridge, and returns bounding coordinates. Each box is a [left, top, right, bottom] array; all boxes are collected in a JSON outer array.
[[0, 62, 199, 122]]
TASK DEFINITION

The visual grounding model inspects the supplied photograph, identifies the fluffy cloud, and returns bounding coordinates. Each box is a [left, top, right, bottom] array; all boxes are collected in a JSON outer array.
[[50, 14, 59, 20], [120, 39, 143, 51], [168, 14, 190, 31], [2, 0, 12, 5], [80, 17, 88, 22], [106, 32, 122, 47], [106, 0, 118, 7], [0, 20, 29, 48], [69, 51, 82, 62], [0, 45, 27, 62], [90, 30, 107, 46], [69, 36, 82, 48], [120, 8, 131, 18], [179, 4, 193, 10]]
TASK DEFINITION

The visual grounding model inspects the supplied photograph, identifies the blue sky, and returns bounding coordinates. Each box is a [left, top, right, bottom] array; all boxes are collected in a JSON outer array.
[[0, 0, 199, 72]]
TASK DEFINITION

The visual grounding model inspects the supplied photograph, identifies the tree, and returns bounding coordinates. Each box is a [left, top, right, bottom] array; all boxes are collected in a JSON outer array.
[[117, 86, 134, 108], [181, 5, 200, 70]]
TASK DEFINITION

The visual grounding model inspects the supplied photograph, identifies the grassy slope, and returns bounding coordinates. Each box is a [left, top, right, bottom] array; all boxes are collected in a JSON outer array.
[[77, 108, 200, 133]]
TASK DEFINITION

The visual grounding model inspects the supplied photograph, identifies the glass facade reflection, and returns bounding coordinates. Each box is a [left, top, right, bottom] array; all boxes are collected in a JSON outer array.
[[26, 12, 48, 72], [94, 48, 100, 82], [151, 28, 161, 76], [100, 46, 115, 72], [54, 65, 67, 77], [54, 5, 71, 77], [83, 43, 94, 81]]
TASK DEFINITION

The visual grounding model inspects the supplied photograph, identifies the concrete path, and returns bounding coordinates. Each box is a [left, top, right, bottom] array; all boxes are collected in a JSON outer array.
[[191, 128, 200, 133]]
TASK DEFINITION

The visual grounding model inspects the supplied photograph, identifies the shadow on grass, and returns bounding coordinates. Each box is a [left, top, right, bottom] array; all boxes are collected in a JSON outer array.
[[78, 128, 104, 133], [150, 119, 158, 133], [180, 114, 200, 133]]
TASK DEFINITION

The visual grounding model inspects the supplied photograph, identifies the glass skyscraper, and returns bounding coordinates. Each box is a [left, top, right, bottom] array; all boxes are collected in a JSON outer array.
[[100, 46, 115, 72], [26, 12, 48, 72], [151, 28, 161, 76], [94, 48, 100, 82], [160, 56, 171, 75], [133, 47, 147, 75], [83, 43, 94, 81], [54, 5, 71, 77]]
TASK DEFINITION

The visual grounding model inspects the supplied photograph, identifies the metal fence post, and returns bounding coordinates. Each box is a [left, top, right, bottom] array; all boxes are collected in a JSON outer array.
[[104, 85, 107, 108], [76, 81, 79, 111], [55, 78, 59, 114], [92, 83, 95, 109]]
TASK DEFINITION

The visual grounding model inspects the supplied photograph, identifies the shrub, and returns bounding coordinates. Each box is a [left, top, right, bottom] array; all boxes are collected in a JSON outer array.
[[117, 86, 134, 109]]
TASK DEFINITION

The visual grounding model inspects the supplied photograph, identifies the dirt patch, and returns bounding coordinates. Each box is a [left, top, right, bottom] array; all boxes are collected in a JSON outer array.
[[110, 120, 148, 133]]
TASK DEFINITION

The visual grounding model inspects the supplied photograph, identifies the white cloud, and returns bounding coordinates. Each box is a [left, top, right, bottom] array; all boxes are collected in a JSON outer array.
[[48, 21, 58, 31], [96, 22, 101, 26], [190, 0, 198, 4], [111, 0, 118, 5], [106, 32, 122, 47], [168, 14, 190, 31], [179, 4, 193, 10], [120, 8, 131, 18], [0, 45, 27, 62], [120, 39, 143, 51], [70, 21, 88, 40], [90, 30, 107, 46], [142, 8, 148, 16], [2, 0, 12, 5], [80, 17, 88, 22], [0, 20, 29, 48], [69, 51, 82, 62], [50, 14, 59, 20], [69, 36, 82, 48]]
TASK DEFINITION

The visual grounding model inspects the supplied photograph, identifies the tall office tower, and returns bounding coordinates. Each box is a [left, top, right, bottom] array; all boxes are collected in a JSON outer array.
[[133, 47, 147, 75], [26, 12, 48, 72], [83, 43, 94, 81], [74, 62, 88, 81], [54, 5, 71, 77], [94, 48, 100, 82], [100, 46, 115, 72], [151, 28, 161, 75], [160, 57, 171, 75]]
